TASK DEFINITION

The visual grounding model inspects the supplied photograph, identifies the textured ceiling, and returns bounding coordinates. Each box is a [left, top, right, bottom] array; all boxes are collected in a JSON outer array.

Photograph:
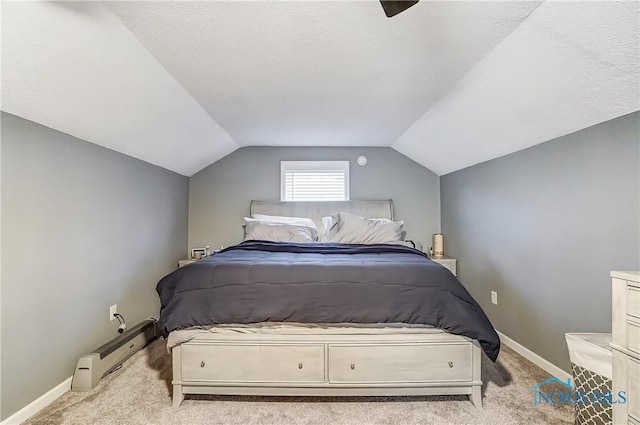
[[108, 1, 540, 148], [1, 1, 238, 176], [2, 1, 639, 176], [393, 0, 640, 175]]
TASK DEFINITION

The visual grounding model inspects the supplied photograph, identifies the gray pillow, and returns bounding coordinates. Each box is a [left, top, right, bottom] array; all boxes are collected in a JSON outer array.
[[320, 215, 339, 242], [327, 212, 404, 244]]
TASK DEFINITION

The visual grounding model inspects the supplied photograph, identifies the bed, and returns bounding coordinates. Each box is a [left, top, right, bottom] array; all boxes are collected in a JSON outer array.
[[157, 200, 499, 408]]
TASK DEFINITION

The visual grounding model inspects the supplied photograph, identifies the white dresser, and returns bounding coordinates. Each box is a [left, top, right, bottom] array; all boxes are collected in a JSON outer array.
[[611, 271, 640, 425]]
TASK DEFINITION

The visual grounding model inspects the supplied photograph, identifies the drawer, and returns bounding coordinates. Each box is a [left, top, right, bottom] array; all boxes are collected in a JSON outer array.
[[629, 287, 640, 319], [628, 320, 640, 355], [630, 357, 640, 423], [328, 343, 472, 383], [181, 343, 324, 383]]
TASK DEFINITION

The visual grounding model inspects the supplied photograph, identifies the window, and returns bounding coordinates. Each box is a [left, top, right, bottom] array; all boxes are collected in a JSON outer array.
[[281, 161, 350, 201]]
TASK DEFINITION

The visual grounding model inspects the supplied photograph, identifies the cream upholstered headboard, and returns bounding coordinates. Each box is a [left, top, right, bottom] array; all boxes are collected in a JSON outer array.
[[250, 200, 394, 230]]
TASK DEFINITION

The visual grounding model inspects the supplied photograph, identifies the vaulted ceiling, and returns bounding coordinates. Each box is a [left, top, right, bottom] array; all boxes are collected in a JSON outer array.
[[2, 1, 638, 176]]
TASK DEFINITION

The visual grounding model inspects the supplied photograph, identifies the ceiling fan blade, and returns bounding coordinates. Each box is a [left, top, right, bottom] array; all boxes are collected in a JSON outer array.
[[379, 1, 419, 18]]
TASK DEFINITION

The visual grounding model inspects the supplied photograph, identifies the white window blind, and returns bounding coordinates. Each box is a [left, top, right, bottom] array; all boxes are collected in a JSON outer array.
[[281, 161, 350, 201]]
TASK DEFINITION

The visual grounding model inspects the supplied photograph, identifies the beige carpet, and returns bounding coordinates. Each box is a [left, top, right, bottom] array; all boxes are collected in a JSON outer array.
[[25, 339, 573, 425]]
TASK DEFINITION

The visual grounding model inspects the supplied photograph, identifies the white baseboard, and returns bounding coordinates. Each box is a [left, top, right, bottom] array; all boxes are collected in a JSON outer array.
[[0, 332, 571, 423], [1, 376, 72, 425], [497, 330, 572, 382]]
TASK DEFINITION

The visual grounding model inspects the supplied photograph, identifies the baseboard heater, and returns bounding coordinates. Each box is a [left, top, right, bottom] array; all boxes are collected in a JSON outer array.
[[71, 319, 157, 391]]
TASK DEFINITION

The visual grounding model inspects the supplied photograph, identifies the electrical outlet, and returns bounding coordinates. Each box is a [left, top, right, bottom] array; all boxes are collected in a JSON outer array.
[[110, 304, 118, 321], [491, 291, 498, 305]]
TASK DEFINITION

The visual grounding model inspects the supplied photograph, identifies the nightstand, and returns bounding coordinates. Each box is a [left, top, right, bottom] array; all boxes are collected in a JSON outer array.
[[178, 259, 196, 268], [429, 256, 457, 276]]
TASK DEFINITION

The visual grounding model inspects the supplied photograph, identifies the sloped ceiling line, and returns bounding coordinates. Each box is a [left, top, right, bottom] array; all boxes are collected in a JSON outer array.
[[1, 1, 240, 176], [2, 1, 638, 177], [392, 0, 640, 175]]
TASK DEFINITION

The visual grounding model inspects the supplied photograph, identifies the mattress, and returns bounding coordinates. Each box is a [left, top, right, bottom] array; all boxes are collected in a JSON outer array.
[[167, 322, 441, 350]]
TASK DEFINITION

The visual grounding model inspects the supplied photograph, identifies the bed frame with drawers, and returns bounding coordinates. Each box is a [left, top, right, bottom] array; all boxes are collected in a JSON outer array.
[[171, 327, 483, 407], [170, 200, 484, 408]]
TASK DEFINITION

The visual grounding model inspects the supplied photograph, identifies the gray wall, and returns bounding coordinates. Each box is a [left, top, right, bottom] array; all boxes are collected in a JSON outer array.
[[440, 112, 640, 371], [1, 113, 189, 420], [189, 146, 440, 250]]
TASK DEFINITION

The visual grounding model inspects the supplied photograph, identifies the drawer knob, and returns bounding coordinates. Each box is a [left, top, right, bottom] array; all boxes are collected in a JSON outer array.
[[350, 363, 356, 370], [448, 361, 453, 368], [201, 360, 206, 368], [298, 362, 303, 370]]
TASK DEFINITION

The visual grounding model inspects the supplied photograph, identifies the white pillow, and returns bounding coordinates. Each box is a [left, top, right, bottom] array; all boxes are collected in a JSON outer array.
[[244, 221, 317, 243], [251, 214, 318, 230], [327, 212, 404, 244]]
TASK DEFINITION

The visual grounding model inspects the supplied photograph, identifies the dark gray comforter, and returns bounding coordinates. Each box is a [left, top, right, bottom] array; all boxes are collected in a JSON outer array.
[[156, 241, 500, 361]]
